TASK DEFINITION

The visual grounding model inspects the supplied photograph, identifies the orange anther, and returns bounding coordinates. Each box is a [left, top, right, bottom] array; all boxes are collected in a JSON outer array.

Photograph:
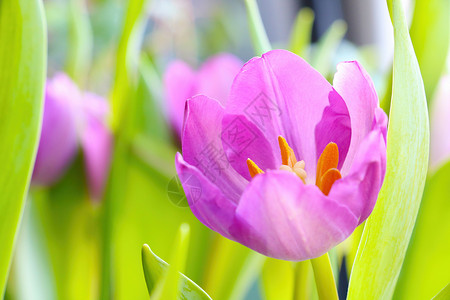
[[247, 158, 264, 178], [278, 136, 297, 167], [316, 142, 339, 185], [318, 168, 342, 195]]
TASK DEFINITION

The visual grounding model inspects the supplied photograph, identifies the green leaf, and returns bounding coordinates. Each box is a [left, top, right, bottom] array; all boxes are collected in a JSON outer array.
[[244, 0, 271, 56], [0, 0, 46, 296], [394, 161, 450, 299], [66, 0, 93, 87], [151, 223, 190, 300], [347, 0, 429, 298], [432, 283, 450, 300], [99, 0, 149, 297], [311, 19, 347, 78], [261, 258, 294, 300], [288, 7, 314, 60], [201, 235, 262, 300], [142, 229, 212, 300], [110, 0, 148, 130], [410, 0, 450, 101]]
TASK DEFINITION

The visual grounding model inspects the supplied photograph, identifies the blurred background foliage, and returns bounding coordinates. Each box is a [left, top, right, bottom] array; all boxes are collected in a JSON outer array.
[[1, 0, 449, 299]]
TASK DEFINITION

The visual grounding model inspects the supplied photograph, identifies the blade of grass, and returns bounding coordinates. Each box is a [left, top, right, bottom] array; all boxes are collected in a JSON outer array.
[[288, 7, 314, 60], [244, 0, 271, 55]]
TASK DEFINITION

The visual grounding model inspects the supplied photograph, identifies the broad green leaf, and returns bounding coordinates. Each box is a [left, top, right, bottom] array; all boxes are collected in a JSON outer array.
[[311, 19, 347, 78], [410, 0, 450, 101], [244, 0, 271, 55], [261, 258, 294, 300], [347, 0, 429, 299], [288, 7, 314, 59], [0, 0, 46, 296], [142, 239, 212, 299], [432, 283, 450, 300], [394, 161, 450, 299]]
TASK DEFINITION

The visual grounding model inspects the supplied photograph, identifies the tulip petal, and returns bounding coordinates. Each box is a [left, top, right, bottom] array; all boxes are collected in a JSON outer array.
[[80, 93, 112, 200], [328, 113, 387, 224], [231, 170, 358, 261], [221, 113, 278, 180], [227, 49, 343, 181], [182, 95, 247, 202], [175, 153, 236, 239], [333, 61, 380, 175], [196, 53, 242, 106], [314, 89, 351, 170], [164, 60, 196, 138], [32, 74, 79, 185]]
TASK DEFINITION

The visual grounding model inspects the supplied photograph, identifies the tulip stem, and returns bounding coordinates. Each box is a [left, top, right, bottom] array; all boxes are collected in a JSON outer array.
[[310, 253, 338, 300], [244, 0, 271, 56]]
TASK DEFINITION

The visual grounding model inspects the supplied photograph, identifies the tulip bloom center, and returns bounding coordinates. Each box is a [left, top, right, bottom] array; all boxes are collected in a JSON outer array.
[[246, 136, 342, 195]]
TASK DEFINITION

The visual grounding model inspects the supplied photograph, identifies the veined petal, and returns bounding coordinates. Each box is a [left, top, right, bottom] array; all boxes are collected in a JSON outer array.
[[221, 113, 278, 180], [164, 60, 196, 138], [314, 89, 351, 170], [333, 61, 381, 175], [231, 170, 358, 261], [175, 153, 237, 239], [227, 49, 340, 181], [182, 95, 247, 203], [197, 53, 242, 107], [328, 112, 387, 224]]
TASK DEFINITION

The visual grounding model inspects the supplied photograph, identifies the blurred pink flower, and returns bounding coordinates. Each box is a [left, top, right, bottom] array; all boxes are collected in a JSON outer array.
[[32, 73, 112, 200], [164, 53, 243, 138], [429, 75, 450, 170], [176, 50, 387, 261]]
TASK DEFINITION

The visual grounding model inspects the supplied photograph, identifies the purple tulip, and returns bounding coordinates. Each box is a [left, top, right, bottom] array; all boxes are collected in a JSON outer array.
[[175, 50, 387, 261], [164, 53, 243, 138], [32, 74, 80, 185], [79, 93, 112, 201], [33, 74, 112, 201]]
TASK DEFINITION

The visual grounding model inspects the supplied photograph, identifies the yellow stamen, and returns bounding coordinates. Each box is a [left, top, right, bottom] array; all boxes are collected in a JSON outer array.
[[293, 161, 307, 183], [316, 142, 339, 185], [247, 158, 264, 178], [318, 168, 341, 195], [278, 136, 297, 167]]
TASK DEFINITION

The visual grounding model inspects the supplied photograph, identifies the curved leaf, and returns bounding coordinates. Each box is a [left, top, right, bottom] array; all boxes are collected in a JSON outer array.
[[432, 283, 450, 300], [0, 0, 46, 295], [394, 161, 450, 299], [347, 0, 429, 298], [142, 233, 212, 300]]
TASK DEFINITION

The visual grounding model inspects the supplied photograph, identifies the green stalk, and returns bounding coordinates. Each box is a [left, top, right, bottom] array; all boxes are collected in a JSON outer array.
[[244, 0, 271, 56], [293, 260, 312, 300], [310, 253, 338, 300], [66, 0, 92, 87]]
